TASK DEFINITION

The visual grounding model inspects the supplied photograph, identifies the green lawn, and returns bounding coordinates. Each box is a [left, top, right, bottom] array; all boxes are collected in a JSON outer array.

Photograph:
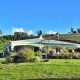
[[0, 59, 80, 80]]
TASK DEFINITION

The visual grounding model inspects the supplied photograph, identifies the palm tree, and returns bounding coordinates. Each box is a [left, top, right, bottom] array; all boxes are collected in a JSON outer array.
[[37, 30, 42, 37], [71, 27, 74, 33], [0, 30, 2, 36], [77, 28, 80, 33], [70, 27, 77, 33]]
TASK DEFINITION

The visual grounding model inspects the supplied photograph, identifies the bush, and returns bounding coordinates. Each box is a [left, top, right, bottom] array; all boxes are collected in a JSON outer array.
[[35, 51, 42, 57], [33, 56, 41, 62], [48, 48, 80, 59], [13, 55, 23, 63], [54, 53, 80, 59], [73, 53, 80, 59], [67, 53, 73, 59], [68, 49, 72, 53], [6, 56, 12, 63], [8, 52, 16, 58], [58, 53, 73, 59], [49, 50, 55, 58], [13, 49, 35, 63]]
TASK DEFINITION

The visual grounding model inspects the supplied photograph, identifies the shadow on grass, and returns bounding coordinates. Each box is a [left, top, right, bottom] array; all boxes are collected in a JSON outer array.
[[1, 61, 14, 64], [1, 61, 9, 64], [25, 78, 80, 80]]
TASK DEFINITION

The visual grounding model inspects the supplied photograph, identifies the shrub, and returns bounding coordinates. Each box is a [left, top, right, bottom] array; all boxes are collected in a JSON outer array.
[[13, 49, 35, 63], [49, 53, 73, 59], [48, 48, 80, 59], [13, 55, 24, 63], [6, 56, 12, 63], [68, 49, 72, 53], [60, 48, 73, 59], [49, 50, 55, 58], [67, 53, 73, 59], [58, 53, 80, 59], [73, 53, 80, 59], [62, 48, 70, 54], [33, 56, 41, 62], [8, 52, 16, 58], [35, 51, 42, 57], [63, 54, 69, 59]]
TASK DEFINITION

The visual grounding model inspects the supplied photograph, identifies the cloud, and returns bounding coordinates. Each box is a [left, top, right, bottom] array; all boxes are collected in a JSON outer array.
[[27, 30, 33, 35], [47, 30, 57, 35], [12, 27, 24, 34]]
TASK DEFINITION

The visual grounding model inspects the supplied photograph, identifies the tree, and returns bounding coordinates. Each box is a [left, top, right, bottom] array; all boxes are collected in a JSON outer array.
[[77, 28, 80, 33], [14, 32, 28, 40], [3, 35, 14, 40], [43, 33, 49, 39], [70, 27, 77, 33], [0, 30, 3, 41], [0, 30, 2, 36], [37, 30, 42, 37], [71, 27, 74, 33]]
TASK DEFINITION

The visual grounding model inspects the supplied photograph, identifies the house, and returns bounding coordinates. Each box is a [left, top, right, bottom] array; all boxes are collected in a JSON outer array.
[[3, 35, 80, 58]]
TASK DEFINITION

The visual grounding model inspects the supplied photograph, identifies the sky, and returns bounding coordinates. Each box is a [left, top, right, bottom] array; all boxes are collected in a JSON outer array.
[[0, 0, 80, 35]]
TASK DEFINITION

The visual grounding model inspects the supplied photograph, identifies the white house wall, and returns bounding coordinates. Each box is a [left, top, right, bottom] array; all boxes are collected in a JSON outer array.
[[11, 42, 44, 51]]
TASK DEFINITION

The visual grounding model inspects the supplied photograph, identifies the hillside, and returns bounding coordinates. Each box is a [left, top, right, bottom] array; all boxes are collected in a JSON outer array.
[[47, 33, 80, 44]]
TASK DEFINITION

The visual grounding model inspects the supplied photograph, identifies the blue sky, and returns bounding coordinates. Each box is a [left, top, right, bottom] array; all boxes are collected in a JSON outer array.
[[0, 0, 80, 35]]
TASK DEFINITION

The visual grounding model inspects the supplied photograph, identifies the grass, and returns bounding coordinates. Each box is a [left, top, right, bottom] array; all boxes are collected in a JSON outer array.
[[0, 59, 80, 80]]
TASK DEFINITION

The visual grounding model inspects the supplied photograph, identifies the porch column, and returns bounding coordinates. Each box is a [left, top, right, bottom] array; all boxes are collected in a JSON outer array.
[[7, 46, 9, 52], [11, 45, 14, 51], [2, 52, 5, 57], [72, 49, 74, 53]]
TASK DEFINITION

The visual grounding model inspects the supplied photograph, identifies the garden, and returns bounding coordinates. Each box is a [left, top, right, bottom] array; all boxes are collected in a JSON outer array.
[[0, 48, 79, 80]]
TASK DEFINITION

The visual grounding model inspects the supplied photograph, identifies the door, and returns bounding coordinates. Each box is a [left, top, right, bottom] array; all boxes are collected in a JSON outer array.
[[34, 47, 39, 52]]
